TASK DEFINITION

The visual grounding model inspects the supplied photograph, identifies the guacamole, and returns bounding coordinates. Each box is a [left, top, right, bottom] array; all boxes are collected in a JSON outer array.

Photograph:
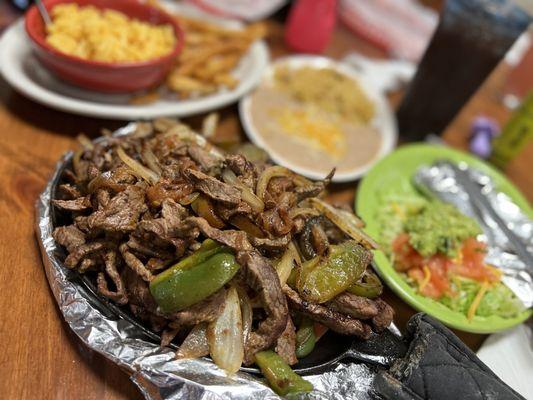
[[405, 202, 481, 258], [375, 189, 522, 320]]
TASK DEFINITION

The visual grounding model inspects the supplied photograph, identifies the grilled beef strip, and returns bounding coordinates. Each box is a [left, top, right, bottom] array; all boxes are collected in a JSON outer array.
[[53, 225, 86, 253], [87, 185, 147, 233], [258, 206, 293, 236], [64, 241, 107, 269], [283, 285, 371, 339], [167, 288, 227, 327], [249, 235, 292, 252], [52, 121, 395, 370], [74, 216, 90, 232], [188, 145, 222, 172], [119, 243, 154, 282], [122, 267, 158, 313], [267, 176, 295, 201], [137, 199, 197, 252], [225, 154, 257, 189], [96, 250, 128, 305], [311, 224, 329, 257], [275, 316, 298, 365], [58, 183, 81, 199], [214, 201, 253, 221], [294, 169, 335, 203], [326, 292, 379, 320], [371, 299, 394, 332], [183, 168, 241, 205], [52, 196, 92, 211], [189, 217, 253, 251], [122, 268, 167, 331], [126, 236, 174, 260], [145, 183, 189, 206], [79, 256, 98, 273], [237, 251, 289, 365], [95, 189, 111, 209]]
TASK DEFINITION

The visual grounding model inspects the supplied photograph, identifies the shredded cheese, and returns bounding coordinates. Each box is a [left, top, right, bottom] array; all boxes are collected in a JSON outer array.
[[391, 202, 405, 219], [275, 107, 346, 159], [467, 280, 490, 321], [273, 66, 375, 125], [419, 265, 431, 292], [485, 264, 503, 281]]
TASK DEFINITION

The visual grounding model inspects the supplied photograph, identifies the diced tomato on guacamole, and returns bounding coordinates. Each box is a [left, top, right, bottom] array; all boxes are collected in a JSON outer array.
[[377, 192, 523, 320], [393, 233, 501, 299]]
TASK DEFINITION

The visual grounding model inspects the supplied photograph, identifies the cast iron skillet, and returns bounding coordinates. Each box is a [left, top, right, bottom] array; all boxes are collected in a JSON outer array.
[[50, 138, 408, 376], [64, 268, 406, 375]]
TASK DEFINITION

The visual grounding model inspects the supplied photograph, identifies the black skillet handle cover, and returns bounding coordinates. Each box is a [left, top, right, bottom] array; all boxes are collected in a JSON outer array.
[[373, 313, 525, 400]]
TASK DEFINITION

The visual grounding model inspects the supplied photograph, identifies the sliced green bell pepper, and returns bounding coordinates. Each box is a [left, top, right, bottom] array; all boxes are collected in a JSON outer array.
[[347, 270, 383, 298], [171, 239, 224, 271], [255, 350, 313, 395], [298, 240, 369, 303], [297, 256, 320, 290], [295, 318, 316, 359], [149, 245, 240, 313]]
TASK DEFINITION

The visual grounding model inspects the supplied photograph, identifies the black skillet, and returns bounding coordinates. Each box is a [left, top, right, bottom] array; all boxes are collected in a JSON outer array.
[[50, 148, 408, 376], [66, 268, 407, 376]]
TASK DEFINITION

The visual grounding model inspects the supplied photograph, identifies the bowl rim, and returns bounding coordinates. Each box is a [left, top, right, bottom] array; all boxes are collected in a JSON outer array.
[[24, 0, 184, 69]]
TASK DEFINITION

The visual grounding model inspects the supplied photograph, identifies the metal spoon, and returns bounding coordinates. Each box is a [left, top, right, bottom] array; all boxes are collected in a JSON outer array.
[[35, 0, 52, 26]]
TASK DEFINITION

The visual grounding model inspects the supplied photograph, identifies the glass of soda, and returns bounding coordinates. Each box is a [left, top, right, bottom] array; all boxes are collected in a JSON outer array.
[[396, 0, 530, 140]]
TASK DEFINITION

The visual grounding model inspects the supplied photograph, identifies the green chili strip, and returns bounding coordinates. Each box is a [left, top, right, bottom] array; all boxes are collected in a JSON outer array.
[[347, 271, 383, 298], [295, 318, 316, 359], [171, 239, 224, 271], [255, 350, 313, 395], [150, 251, 239, 313], [298, 241, 369, 303]]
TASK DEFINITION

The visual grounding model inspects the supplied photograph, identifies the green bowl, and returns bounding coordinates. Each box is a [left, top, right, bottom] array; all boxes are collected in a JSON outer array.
[[356, 143, 532, 333]]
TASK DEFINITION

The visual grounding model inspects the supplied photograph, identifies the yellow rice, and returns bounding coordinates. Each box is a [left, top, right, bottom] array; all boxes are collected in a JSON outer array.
[[45, 4, 176, 63]]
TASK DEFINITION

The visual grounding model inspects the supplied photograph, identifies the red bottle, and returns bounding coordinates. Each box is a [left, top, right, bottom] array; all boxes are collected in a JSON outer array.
[[285, 0, 337, 53]]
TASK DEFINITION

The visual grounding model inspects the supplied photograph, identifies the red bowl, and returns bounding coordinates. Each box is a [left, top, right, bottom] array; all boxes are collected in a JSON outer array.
[[25, 0, 184, 93]]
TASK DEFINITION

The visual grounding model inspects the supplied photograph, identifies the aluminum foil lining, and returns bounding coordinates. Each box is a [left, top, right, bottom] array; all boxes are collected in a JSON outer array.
[[35, 123, 378, 400], [413, 160, 533, 308]]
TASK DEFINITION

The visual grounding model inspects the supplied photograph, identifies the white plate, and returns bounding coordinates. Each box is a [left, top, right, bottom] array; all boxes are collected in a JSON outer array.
[[239, 55, 398, 182], [0, 6, 269, 120]]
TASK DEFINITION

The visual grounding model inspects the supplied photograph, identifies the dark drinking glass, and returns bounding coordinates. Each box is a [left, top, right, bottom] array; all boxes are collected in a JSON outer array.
[[397, 0, 530, 140]]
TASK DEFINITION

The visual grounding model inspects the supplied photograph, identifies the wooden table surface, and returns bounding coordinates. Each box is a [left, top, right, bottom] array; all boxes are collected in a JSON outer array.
[[0, 12, 532, 400]]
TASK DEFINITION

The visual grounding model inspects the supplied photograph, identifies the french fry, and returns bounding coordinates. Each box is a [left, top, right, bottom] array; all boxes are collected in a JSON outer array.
[[242, 22, 268, 41], [177, 15, 246, 38], [192, 54, 241, 81], [212, 74, 238, 89], [167, 73, 217, 94], [145, 0, 266, 100], [184, 32, 220, 46], [179, 41, 249, 64]]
